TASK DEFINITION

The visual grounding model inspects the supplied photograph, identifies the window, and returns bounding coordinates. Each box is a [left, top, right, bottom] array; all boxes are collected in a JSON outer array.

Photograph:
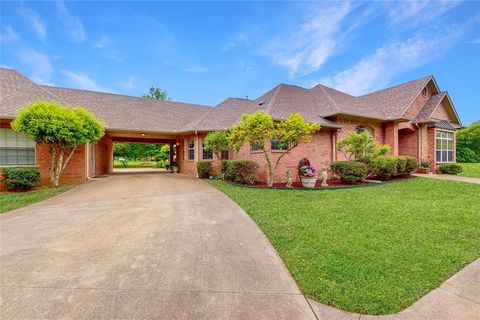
[[187, 139, 195, 161], [251, 143, 263, 152], [271, 136, 288, 151], [0, 128, 36, 166], [202, 141, 213, 160], [355, 125, 374, 137], [436, 130, 453, 163], [220, 150, 229, 160]]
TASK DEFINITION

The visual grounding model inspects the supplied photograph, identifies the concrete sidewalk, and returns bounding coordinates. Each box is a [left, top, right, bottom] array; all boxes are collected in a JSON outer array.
[[413, 173, 480, 184]]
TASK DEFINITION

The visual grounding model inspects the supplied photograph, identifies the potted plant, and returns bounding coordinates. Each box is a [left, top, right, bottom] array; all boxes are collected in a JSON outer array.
[[418, 160, 430, 174], [299, 165, 317, 188], [171, 161, 179, 173]]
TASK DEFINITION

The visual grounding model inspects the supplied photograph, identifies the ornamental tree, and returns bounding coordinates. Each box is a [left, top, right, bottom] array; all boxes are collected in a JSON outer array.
[[229, 111, 320, 187], [204, 130, 230, 160], [11, 101, 104, 187], [336, 131, 389, 163]]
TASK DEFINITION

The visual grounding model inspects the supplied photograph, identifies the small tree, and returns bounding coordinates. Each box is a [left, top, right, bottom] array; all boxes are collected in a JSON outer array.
[[11, 101, 104, 187], [204, 130, 230, 160], [456, 121, 480, 162], [229, 111, 320, 187], [143, 86, 170, 100], [337, 131, 389, 163]]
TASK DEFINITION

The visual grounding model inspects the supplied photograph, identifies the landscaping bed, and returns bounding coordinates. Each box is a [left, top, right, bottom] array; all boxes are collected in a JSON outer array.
[[208, 178, 480, 315]]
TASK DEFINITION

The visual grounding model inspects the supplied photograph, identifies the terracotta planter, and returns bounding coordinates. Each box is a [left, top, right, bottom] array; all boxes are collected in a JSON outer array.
[[417, 168, 430, 174], [301, 177, 317, 188]]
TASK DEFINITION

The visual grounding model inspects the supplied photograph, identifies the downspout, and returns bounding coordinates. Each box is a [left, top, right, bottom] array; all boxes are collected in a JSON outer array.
[[414, 123, 421, 165], [195, 131, 199, 177]]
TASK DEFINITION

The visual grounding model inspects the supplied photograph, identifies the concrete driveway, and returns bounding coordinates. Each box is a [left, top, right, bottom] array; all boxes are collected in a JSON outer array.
[[1, 173, 316, 319]]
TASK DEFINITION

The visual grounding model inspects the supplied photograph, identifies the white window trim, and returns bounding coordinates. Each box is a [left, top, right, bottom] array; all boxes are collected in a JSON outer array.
[[435, 130, 454, 164], [0, 128, 37, 167], [186, 139, 195, 161], [201, 139, 213, 161]]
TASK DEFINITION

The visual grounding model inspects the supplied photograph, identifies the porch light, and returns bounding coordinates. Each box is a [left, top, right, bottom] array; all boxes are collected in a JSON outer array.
[[141, 133, 146, 136]]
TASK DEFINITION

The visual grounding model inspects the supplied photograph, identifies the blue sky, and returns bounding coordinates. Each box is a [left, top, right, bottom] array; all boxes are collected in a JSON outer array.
[[1, 1, 479, 125]]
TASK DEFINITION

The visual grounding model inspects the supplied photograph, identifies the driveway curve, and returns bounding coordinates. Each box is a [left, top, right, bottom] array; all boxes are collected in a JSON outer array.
[[1, 173, 316, 319]]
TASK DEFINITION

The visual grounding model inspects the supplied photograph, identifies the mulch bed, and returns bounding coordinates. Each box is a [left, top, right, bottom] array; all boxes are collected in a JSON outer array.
[[228, 175, 416, 189]]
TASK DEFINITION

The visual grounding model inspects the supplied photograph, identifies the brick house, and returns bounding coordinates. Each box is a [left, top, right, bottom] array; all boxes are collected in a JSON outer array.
[[0, 67, 462, 188]]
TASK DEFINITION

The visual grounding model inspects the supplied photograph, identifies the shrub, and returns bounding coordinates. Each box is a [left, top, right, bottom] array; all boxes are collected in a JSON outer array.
[[330, 161, 368, 184], [197, 161, 212, 178], [439, 163, 463, 175], [2, 167, 41, 191], [224, 160, 258, 184], [373, 156, 398, 180], [396, 157, 408, 175], [404, 157, 418, 175], [154, 160, 169, 168], [457, 147, 479, 163], [220, 160, 229, 173]]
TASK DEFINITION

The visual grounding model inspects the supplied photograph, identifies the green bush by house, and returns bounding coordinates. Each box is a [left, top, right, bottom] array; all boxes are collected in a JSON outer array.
[[223, 160, 258, 184], [404, 156, 418, 174], [373, 156, 398, 179], [330, 161, 368, 183], [439, 163, 463, 175], [2, 167, 41, 191], [197, 161, 213, 178]]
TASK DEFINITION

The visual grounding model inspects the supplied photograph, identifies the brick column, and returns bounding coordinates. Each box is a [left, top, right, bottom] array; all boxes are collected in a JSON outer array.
[[384, 122, 399, 155], [169, 142, 174, 165]]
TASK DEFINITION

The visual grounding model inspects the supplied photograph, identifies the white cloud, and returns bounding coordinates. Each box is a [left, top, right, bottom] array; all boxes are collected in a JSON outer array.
[[258, 2, 359, 76], [318, 28, 465, 95], [0, 25, 19, 42], [18, 3, 47, 40], [182, 66, 209, 73], [56, 1, 86, 42], [389, 0, 461, 26], [18, 49, 53, 84], [62, 70, 112, 92], [94, 34, 112, 49], [118, 76, 137, 90]]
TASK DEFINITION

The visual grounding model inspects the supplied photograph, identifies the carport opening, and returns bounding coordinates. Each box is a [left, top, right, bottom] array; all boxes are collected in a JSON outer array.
[[112, 141, 176, 173]]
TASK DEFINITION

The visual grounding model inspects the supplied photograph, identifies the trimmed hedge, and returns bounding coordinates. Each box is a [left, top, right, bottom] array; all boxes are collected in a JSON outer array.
[[404, 157, 418, 175], [439, 163, 463, 175], [373, 156, 398, 179], [196, 161, 213, 178], [397, 157, 407, 175], [223, 160, 258, 184], [330, 161, 368, 184], [2, 167, 41, 191]]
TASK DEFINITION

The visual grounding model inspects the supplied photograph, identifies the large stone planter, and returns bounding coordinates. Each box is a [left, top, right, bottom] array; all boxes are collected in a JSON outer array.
[[301, 177, 317, 188]]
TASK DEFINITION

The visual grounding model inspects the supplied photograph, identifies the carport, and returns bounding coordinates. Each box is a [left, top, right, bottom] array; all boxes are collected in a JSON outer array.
[[87, 130, 179, 178]]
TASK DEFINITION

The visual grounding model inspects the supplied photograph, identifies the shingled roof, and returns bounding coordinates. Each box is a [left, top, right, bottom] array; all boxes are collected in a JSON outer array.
[[1, 67, 455, 133]]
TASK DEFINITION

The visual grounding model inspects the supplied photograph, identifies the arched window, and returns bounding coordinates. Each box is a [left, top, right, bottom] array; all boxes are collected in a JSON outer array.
[[356, 125, 374, 137]]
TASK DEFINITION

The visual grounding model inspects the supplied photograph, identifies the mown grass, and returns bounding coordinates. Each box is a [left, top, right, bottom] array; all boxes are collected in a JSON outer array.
[[208, 178, 480, 314], [113, 160, 156, 168], [458, 163, 480, 178], [0, 185, 75, 213]]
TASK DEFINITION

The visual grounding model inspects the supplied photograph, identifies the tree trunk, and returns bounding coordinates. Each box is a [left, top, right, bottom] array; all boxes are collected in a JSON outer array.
[[49, 144, 57, 187], [50, 145, 77, 187], [263, 150, 274, 187]]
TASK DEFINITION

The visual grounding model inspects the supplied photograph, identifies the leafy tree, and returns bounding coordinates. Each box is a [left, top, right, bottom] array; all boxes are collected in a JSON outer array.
[[337, 131, 389, 162], [456, 121, 480, 163], [229, 111, 320, 187], [156, 144, 170, 161], [204, 130, 230, 160], [113, 143, 128, 158], [12, 101, 104, 187], [143, 86, 170, 100]]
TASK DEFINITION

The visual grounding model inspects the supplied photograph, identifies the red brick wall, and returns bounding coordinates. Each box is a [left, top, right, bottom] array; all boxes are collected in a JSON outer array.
[[403, 84, 432, 119], [95, 135, 113, 176], [334, 117, 385, 161], [384, 122, 399, 155], [178, 129, 334, 183], [398, 128, 418, 158]]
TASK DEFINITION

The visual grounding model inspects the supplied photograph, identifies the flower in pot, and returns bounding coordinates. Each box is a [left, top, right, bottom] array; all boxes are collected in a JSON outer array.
[[418, 160, 430, 174], [299, 165, 317, 188], [171, 161, 179, 173]]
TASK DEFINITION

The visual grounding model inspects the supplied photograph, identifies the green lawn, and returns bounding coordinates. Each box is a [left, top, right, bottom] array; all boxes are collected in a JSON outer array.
[[458, 163, 480, 178], [208, 178, 480, 315], [113, 160, 156, 168], [0, 185, 75, 213]]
